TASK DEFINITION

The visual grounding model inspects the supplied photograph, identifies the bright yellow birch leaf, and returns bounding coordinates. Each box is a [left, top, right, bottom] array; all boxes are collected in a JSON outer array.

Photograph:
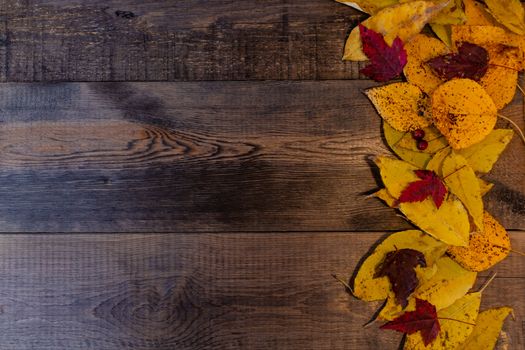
[[459, 306, 513, 350], [375, 156, 471, 246], [431, 79, 497, 149], [400, 198, 470, 246], [464, 0, 498, 26], [442, 152, 484, 231], [457, 129, 514, 173], [343, 1, 447, 61], [405, 292, 481, 349], [485, 0, 525, 35], [335, 0, 398, 14], [430, 23, 453, 47], [383, 122, 433, 168], [396, 126, 448, 154], [404, 34, 449, 94], [448, 211, 510, 271], [353, 230, 448, 301], [366, 83, 431, 131]]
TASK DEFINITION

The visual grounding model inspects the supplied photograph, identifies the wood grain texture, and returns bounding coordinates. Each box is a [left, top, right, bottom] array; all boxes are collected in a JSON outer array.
[[0, 231, 521, 350], [0, 81, 522, 232], [0, 0, 366, 82]]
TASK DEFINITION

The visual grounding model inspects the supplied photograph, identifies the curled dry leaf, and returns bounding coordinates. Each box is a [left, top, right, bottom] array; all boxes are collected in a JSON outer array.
[[383, 122, 433, 168], [448, 211, 511, 272], [381, 298, 440, 346], [457, 129, 514, 173], [431, 78, 497, 149], [375, 249, 427, 308], [353, 230, 447, 302], [405, 292, 481, 350], [359, 25, 408, 82], [484, 0, 525, 35], [343, 1, 447, 61], [404, 34, 449, 94], [366, 83, 430, 131], [442, 152, 484, 231], [458, 306, 513, 350]]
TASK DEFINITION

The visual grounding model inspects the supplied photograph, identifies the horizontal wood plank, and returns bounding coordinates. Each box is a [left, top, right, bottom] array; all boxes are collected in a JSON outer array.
[[0, 0, 365, 82], [0, 231, 522, 349], [0, 81, 522, 232]]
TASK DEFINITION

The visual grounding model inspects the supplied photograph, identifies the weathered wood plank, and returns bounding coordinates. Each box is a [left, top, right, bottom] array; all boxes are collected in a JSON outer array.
[[0, 0, 364, 82], [0, 81, 522, 232], [0, 231, 521, 349]]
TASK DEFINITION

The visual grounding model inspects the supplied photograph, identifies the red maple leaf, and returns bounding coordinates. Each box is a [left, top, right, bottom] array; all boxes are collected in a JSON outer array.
[[426, 42, 489, 81], [398, 170, 447, 208], [380, 298, 440, 346], [375, 249, 426, 308], [359, 24, 407, 82]]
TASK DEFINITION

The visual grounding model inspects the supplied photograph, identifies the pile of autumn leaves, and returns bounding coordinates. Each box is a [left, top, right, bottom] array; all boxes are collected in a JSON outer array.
[[336, 0, 525, 349]]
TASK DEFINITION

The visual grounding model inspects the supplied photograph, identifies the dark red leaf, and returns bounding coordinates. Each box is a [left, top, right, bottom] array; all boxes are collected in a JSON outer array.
[[359, 24, 407, 82], [426, 42, 489, 81], [375, 248, 426, 308], [399, 170, 447, 208], [381, 298, 440, 346]]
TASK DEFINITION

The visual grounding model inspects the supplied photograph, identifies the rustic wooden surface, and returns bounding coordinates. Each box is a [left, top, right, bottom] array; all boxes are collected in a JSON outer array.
[[0, 0, 522, 349]]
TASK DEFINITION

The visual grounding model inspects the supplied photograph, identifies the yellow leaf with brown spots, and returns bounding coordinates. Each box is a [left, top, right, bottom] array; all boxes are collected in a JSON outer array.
[[404, 34, 449, 94], [405, 292, 481, 349], [353, 230, 447, 301], [343, 1, 447, 61], [479, 65, 518, 110], [431, 79, 497, 149], [459, 306, 513, 350], [442, 152, 484, 231], [464, 0, 498, 26], [485, 0, 525, 35], [366, 83, 431, 131], [448, 211, 510, 271]]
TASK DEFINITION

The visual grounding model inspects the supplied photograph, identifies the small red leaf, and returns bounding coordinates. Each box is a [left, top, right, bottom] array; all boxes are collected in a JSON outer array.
[[399, 170, 447, 208], [381, 298, 440, 346], [359, 24, 407, 82], [375, 249, 426, 308], [426, 42, 489, 81]]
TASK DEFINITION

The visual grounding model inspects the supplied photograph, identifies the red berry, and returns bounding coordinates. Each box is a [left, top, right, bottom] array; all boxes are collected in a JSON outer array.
[[411, 129, 425, 140], [417, 139, 429, 150]]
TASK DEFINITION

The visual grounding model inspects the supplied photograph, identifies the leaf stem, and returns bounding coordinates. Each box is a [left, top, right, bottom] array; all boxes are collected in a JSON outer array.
[[498, 114, 525, 145], [478, 272, 497, 294], [437, 317, 476, 326], [332, 274, 356, 296], [517, 83, 525, 98]]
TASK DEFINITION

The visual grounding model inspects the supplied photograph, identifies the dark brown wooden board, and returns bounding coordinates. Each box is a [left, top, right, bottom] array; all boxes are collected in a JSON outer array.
[[0, 0, 367, 82], [0, 232, 521, 349], [0, 81, 522, 232]]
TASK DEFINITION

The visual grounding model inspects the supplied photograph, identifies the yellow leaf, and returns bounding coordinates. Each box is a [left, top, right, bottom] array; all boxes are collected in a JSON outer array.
[[457, 129, 514, 173], [335, 0, 398, 14], [396, 125, 448, 154], [353, 230, 448, 301], [485, 0, 525, 35], [442, 152, 484, 231], [366, 83, 431, 131], [400, 198, 470, 246], [431, 79, 497, 149], [373, 188, 398, 207], [463, 0, 499, 26], [343, 1, 447, 61], [479, 65, 518, 110], [478, 178, 494, 196], [415, 257, 477, 310], [431, 0, 465, 25], [375, 156, 471, 246], [405, 292, 481, 349], [383, 122, 433, 168], [404, 34, 449, 94], [448, 211, 511, 271], [459, 306, 513, 350], [426, 146, 451, 176], [430, 23, 453, 47]]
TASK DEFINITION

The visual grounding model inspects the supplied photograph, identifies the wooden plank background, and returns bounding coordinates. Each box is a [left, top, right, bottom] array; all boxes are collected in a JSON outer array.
[[0, 0, 522, 349]]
